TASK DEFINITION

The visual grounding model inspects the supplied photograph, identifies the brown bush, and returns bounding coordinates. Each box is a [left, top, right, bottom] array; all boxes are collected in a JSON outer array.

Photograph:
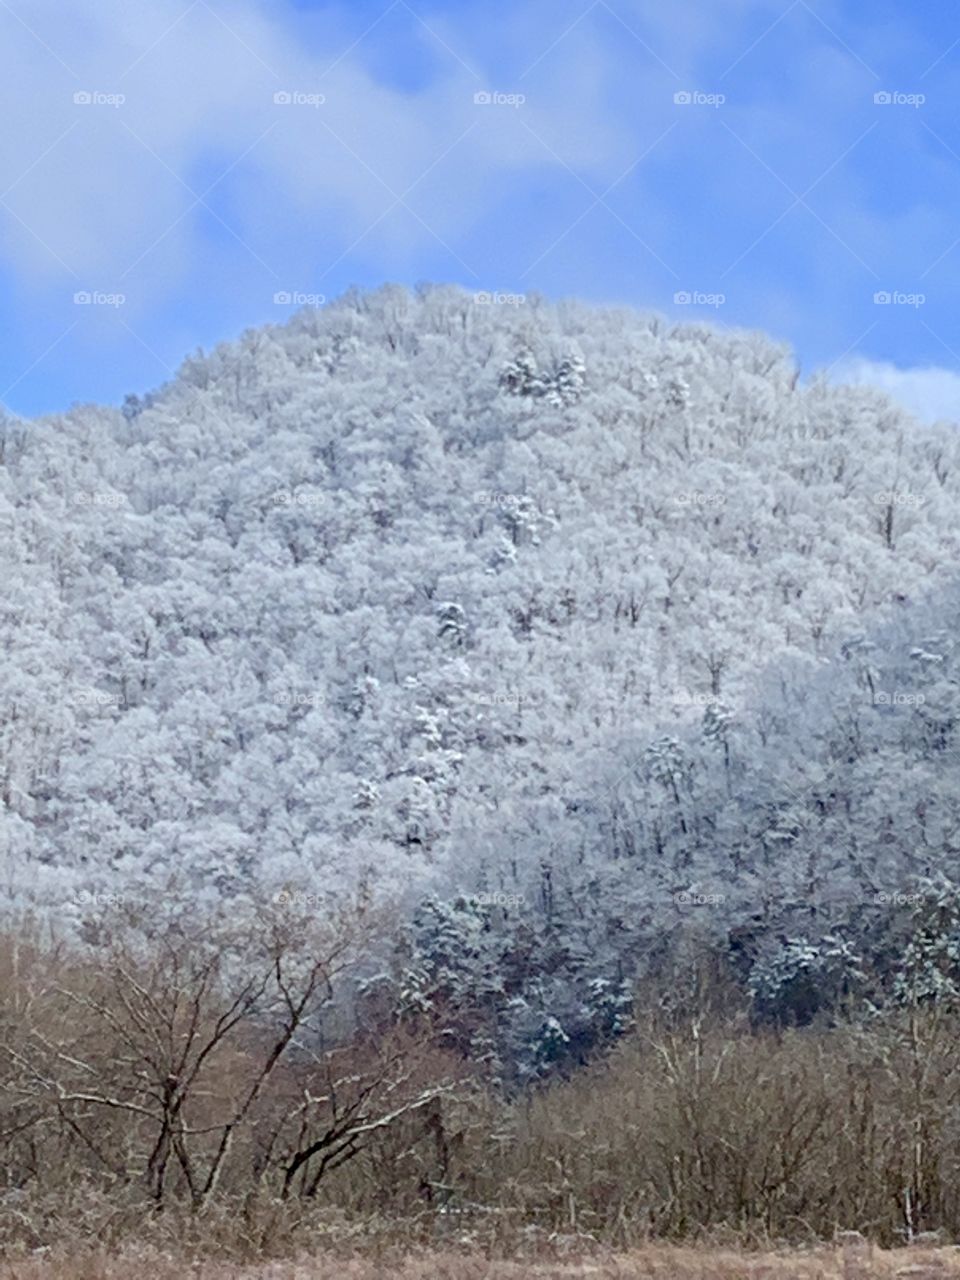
[[5, 918, 960, 1260], [4, 1242, 960, 1280], [0, 910, 466, 1252], [456, 1011, 960, 1247]]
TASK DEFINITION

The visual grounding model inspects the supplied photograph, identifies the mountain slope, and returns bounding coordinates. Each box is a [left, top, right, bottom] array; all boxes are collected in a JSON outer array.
[[2, 284, 958, 962]]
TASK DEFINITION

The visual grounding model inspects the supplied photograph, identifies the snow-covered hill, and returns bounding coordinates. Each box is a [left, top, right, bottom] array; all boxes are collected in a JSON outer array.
[[3, 285, 959, 1016]]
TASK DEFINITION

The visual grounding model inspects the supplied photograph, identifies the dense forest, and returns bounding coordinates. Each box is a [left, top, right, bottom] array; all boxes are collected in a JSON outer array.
[[4, 284, 960, 1080]]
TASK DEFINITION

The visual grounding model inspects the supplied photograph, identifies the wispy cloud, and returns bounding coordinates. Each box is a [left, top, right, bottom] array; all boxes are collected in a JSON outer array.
[[2, 0, 960, 414], [832, 355, 960, 425]]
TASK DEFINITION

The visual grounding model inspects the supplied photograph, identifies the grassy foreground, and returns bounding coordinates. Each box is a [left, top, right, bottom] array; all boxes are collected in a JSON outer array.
[[1, 1243, 959, 1279]]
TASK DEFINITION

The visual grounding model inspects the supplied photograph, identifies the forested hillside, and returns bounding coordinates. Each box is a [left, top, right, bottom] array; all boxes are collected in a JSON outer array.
[[4, 284, 960, 1073]]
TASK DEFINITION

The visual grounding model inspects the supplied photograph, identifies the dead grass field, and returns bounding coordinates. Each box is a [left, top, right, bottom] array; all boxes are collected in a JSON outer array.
[[2, 1243, 960, 1280]]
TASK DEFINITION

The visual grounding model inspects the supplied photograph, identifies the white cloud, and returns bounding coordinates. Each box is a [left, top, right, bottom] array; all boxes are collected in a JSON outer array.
[[0, 0, 632, 307], [832, 356, 960, 425]]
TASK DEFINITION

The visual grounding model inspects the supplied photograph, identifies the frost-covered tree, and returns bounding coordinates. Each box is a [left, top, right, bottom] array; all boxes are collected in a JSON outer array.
[[3, 284, 960, 1072]]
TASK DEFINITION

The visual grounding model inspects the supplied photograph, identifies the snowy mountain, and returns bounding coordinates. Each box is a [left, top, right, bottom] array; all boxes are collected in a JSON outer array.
[[3, 284, 960, 1063]]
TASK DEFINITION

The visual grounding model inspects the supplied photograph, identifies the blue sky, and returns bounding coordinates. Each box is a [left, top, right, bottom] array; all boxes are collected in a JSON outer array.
[[4, 0, 960, 420]]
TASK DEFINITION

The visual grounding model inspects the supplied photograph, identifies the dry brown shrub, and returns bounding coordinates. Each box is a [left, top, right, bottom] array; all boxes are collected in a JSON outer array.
[[3, 1243, 960, 1280], [5, 919, 960, 1259]]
